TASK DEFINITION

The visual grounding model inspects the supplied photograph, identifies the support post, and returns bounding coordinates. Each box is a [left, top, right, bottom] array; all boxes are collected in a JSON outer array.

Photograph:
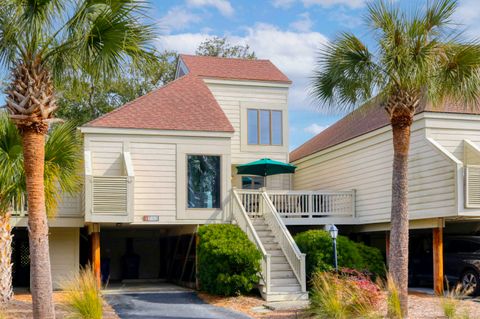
[[91, 223, 101, 288], [433, 225, 444, 296]]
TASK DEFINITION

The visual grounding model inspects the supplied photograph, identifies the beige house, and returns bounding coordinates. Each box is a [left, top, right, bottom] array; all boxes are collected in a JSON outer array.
[[290, 101, 480, 293], [12, 55, 328, 302]]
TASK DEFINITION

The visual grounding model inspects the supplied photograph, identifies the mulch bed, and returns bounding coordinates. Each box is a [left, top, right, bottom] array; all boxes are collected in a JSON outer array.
[[199, 291, 480, 319], [2, 291, 119, 319]]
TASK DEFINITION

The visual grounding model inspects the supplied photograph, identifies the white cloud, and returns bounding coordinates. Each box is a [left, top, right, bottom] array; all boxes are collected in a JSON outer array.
[[290, 12, 313, 32], [304, 123, 328, 135], [186, 0, 234, 17], [302, 0, 366, 9], [271, 0, 296, 9], [454, 0, 480, 36], [329, 10, 362, 28], [158, 7, 201, 34], [157, 23, 328, 110]]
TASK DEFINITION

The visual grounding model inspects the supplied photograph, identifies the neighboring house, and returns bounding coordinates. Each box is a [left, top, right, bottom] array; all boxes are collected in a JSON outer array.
[[11, 55, 315, 302], [290, 100, 480, 292]]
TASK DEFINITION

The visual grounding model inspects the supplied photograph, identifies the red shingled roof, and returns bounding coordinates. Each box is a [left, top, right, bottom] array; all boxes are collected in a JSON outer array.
[[85, 74, 234, 132], [290, 99, 480, 162], [180, 54, 291, 84]]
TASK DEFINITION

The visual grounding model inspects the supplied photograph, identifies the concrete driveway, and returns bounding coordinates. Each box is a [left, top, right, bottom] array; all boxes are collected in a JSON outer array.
[[104, 283, 252, 319]]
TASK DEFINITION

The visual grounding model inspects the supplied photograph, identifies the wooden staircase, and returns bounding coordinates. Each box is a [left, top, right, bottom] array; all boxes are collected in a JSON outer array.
[[231, 189, 308, 302], [251, 217, 307, 301]]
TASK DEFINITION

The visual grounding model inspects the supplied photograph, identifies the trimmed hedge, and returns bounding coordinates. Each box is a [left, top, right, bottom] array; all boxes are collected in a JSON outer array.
[[294, 230, 385, 278], [197, 224, 262, 296]]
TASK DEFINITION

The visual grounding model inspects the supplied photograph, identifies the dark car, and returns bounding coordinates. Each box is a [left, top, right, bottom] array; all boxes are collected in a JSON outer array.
[[409, 236, 480, 295]]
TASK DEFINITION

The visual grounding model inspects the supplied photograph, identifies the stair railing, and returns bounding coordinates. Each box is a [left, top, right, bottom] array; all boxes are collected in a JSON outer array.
[[261, 191, 307, 293], [231, 189, 271, 294]]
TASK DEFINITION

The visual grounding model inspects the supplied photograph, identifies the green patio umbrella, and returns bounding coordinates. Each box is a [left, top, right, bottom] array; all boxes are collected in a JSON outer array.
[[236, 158, 296, 187]]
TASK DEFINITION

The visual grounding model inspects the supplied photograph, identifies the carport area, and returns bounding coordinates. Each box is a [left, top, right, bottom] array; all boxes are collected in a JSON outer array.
[[86, 224, 198, 289], [349, 219, 480, 295]]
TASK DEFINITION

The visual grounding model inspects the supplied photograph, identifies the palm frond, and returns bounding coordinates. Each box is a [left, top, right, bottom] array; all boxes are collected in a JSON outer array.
[[44, 121, 82, 215], [0, 114, 82, 216], [311, 33, 381, 113]]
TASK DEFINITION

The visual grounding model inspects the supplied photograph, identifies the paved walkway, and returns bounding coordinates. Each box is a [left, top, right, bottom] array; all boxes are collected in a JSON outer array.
[[104, 283, 252, 319]]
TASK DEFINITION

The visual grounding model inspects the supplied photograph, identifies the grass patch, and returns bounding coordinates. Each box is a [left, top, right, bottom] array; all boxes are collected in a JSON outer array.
[[61, 266, 102, 319]]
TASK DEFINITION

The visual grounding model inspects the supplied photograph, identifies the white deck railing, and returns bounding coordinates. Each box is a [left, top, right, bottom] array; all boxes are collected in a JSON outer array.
[[233, 189, 307, 293], [268, 190, 355, 218], [231, 190, 271, 294], [261, 192, 307, 292]]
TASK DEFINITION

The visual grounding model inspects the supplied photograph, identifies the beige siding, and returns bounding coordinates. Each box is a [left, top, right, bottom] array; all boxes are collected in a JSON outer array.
[[130, 142, 177, 221], [56, 193, 82, 217], [426, 114, 480, 163], [49, 228, 79, 288], [293, 119, 457, 223], [85, 133, 231, 224], [90, 140, 124, 175], [205, 80, 290, 190]]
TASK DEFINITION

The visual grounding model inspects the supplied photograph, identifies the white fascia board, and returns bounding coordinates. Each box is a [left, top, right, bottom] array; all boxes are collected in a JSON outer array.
[[79, 126, 233, 138]]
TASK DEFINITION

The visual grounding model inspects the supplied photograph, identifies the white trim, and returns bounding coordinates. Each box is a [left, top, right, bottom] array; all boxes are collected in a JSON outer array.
[[79, 126, 234, 137], [202, 78, 291, 88], [123, 152, 135, 177], [426, 137, 463, 214]]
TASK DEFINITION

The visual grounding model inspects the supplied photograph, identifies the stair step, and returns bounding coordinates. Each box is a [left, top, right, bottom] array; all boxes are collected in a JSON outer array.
[[253, 224, 269, 231], [271, 277, 299, 285], [267, 249, 285, 257], [271, 256, 288, 264], [271, 263, 291, 271], [263, 242, 281, 250], [271, 270, 296, 279], [270, 285, 302, 293], [257, 230, 274, 237]]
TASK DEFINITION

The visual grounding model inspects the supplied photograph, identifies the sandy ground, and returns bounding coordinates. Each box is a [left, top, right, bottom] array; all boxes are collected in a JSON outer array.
[[2, 291, 119, 319], [199, 291, 480, 319]]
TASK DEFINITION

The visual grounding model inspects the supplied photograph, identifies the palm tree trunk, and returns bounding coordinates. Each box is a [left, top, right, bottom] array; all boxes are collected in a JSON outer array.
[[388, 112, 412, 318], [22, 127, 55, 319], [0, 211, 13, 303]]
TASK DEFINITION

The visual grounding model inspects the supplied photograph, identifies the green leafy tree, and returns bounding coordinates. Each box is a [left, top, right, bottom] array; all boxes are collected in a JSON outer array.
[[0, 114, 81, 304], [196, 36, 257, 59], [56, 50, 178, 125], [311, 1, 480, 316], [0, 1, 155, 317]]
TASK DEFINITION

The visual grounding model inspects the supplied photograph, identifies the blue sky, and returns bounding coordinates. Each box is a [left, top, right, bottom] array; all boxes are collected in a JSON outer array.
[[2, 0, 480, 150]]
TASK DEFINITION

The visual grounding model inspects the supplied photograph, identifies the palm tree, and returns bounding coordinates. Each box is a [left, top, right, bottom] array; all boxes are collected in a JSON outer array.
[[0, 113, 82, 303], [0, 1, 155, 317], [311, 0, 480, 316]]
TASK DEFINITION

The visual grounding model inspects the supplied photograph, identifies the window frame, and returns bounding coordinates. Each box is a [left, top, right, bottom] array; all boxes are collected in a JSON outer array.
[[185, 154, 222, 210], [247, 108, 283, 146]]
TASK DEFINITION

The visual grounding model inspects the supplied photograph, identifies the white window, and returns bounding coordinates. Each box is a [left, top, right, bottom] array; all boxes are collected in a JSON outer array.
[[247, 109, 282, 146], [187, 155, 221, 209]]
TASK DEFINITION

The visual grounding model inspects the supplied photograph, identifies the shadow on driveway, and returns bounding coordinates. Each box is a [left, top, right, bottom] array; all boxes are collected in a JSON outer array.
[[105, 291, 253, 319]]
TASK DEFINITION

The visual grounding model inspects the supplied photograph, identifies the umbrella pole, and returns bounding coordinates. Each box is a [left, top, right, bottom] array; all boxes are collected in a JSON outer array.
[[264, 175, 267, 189]]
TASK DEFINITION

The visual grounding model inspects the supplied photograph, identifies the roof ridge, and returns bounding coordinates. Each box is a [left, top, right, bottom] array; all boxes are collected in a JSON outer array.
[[179, 53, 271, 62]]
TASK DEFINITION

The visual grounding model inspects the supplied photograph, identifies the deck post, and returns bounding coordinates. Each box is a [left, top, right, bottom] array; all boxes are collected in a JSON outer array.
[[433, 224, 444, 296], [90, 223, 101, 287]]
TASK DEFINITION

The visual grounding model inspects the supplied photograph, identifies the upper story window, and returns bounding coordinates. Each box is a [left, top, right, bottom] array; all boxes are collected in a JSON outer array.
[[247, 109, 282, 145]]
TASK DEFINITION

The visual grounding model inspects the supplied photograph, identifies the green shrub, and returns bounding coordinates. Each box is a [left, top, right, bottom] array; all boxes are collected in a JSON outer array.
[[294, 230, 385, 278], [197, 224, 262, 296]]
